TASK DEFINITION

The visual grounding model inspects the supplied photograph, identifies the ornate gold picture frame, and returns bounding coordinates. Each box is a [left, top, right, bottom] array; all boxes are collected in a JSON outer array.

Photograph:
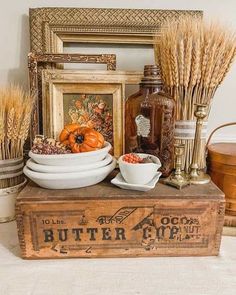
[[41, 69, 143, 158], [28, 52, 116, 142], [30, 8, 203, 52]]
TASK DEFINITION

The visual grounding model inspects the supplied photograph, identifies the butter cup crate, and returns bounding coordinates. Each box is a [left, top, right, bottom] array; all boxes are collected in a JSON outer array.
[[16, 175, 225, 259]]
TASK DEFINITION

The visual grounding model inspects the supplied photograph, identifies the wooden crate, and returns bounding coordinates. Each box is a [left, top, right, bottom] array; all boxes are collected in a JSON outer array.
[[16, 175, 225, 259]]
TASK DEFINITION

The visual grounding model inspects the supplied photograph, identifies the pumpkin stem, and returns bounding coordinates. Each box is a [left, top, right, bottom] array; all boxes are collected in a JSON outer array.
[[76, 135, 84, 144]]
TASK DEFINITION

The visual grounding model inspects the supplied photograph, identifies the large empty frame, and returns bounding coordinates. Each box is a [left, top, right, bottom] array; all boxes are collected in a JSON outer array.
[[30, 8, 203, 52]]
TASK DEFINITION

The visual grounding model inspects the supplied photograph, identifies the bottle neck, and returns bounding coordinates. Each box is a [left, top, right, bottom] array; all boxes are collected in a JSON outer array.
[[140, 84, 162, 95]]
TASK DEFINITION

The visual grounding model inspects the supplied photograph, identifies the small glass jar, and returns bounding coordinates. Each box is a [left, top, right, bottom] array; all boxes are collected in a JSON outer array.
[[125, 65, 175, 176]]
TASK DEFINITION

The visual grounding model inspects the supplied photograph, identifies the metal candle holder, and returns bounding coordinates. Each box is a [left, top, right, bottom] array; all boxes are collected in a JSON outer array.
[[163, 144, 190, 189], [189, 104, 211, 184]]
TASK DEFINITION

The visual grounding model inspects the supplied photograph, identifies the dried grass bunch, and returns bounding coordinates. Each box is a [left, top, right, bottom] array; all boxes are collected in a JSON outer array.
[[154, 17, 236, 170], [0, 85, 34, 188]]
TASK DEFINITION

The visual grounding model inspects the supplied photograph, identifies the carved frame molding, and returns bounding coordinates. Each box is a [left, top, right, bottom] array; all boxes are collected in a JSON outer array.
[[30, 8, 203, 52]]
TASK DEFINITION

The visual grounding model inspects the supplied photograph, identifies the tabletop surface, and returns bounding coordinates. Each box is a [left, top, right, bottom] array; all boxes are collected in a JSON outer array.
[[17, 176, 224, 203], [0, 221, 235, 295]]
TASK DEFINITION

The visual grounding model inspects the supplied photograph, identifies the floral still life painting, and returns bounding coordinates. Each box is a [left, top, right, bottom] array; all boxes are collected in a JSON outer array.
[[63, 93, 113, 145]]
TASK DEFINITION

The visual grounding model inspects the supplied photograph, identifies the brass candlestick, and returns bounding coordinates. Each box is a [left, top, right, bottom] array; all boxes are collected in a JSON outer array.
[[189, 104, 211, 184], [163, 144, 190, 189]]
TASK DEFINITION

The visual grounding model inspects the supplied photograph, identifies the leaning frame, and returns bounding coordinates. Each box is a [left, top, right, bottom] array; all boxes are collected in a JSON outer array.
[[30, 8, 203, 52], [28, 52, 117, 142], [41, 69, 143, 158]]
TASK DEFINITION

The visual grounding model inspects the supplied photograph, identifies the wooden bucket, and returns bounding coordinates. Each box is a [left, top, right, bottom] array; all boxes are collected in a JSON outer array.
[[0, 157, 26, 223], [0, 178, 27, 223], [207, 122, 236, 216]]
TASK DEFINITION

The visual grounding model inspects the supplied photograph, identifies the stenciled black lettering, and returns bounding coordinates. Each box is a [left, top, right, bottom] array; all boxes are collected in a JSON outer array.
[[87, 228, 98, 241], [143, 226, 152, 239], [102, 228, 112, 240], [58, 229, 68, 242], [156, 225, 168, 239], [72, 228, 83, 241], [161, 217, 170, 225], [171, 217, 179, 225], [43, 229, 54, 242], [169, 226, 179, 239], [115, 228, 126, 240]]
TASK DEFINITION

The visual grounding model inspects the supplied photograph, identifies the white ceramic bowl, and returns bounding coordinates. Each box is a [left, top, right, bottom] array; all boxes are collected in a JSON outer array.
[[26, 154, 113, 174], [118, 153, 161, 185], [29, 141, 111, 166], [23, 157, 116, 190]]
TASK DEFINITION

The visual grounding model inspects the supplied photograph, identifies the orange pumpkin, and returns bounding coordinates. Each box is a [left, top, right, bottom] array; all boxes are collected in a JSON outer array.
[[68, 127, 105, 153], [59, 123, 80, 146]]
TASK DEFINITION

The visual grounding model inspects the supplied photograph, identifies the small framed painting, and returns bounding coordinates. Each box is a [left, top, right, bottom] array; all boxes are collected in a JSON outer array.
[[42, 78, 124, 158], [42, 69, 142, 158]]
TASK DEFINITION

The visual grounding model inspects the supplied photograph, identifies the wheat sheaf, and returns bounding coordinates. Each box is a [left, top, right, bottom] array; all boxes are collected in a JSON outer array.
[[0, 85, 34, 188], [154, 17, 236, 170]]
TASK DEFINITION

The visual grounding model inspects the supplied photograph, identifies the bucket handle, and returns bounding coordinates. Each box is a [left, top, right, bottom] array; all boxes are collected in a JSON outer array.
[[206, 122, 236, 150]]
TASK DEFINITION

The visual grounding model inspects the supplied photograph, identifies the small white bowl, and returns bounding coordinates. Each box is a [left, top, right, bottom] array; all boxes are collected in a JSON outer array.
[[23, 157, 116, 190], [29, 141, 111, 166], [26, 154, 113, 174], [118, 153, 161, 185]]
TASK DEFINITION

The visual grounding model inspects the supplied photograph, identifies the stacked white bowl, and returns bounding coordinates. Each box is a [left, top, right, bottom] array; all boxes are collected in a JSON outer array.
[[23, 142, 116, 190]]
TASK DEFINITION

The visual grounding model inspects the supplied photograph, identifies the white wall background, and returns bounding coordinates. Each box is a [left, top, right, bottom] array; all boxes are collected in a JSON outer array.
[[0, 0, 235, 140]]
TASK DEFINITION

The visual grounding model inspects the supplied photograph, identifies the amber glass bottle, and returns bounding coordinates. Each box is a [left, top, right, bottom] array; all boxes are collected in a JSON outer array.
[[125, 65, 162, 153], [125, 65, 175, 176]]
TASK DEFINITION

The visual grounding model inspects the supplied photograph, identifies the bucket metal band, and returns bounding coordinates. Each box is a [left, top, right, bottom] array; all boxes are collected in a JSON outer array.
[[0, 158, 24, 180]]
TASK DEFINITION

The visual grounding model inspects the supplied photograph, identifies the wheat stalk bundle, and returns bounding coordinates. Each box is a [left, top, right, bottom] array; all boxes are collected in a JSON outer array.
[[0, 85, 34, 188], [154, 17, 236, 171]]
